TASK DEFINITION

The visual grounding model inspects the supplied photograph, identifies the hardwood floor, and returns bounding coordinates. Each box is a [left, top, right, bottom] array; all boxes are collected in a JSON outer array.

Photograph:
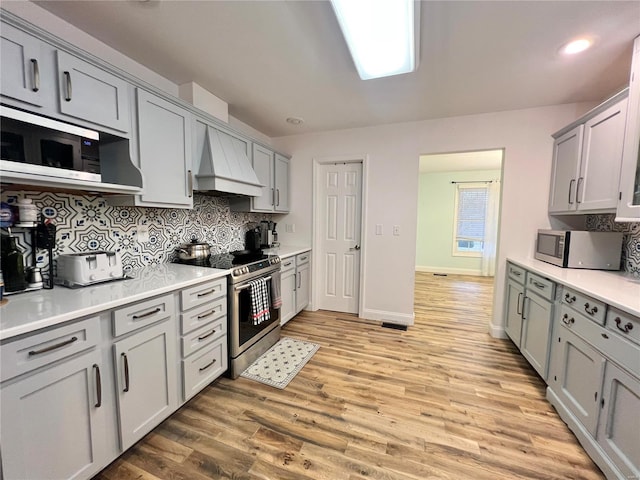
[[95, 272, 604, 480]]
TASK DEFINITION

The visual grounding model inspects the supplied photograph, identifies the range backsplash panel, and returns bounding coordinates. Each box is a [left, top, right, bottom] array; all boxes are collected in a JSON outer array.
[[1, 190, 271, 273], [586, 214, 640, 277]]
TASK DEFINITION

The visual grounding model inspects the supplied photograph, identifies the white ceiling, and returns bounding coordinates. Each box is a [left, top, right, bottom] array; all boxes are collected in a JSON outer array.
[[32, 0, 640, 138], [419, 150, 503, 173]]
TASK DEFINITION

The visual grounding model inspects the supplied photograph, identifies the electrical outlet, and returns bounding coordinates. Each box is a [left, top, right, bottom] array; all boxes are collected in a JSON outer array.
[[376, 224, 383, 235], [393, 225, 400, 236], [286, 223, 295, 233], [138, 225, 149, 243]]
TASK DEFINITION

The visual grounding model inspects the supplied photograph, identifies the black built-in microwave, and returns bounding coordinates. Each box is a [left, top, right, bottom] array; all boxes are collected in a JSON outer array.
[[0, 106, 101, 182]]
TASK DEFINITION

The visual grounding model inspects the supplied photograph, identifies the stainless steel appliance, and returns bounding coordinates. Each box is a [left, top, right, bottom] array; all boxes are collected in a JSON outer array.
[[174, 252, 282, 378], [535, 230, 623, 270], [0, 106, 101, 182]]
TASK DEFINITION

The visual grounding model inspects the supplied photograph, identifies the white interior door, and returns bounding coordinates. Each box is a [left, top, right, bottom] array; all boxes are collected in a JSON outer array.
[[317, 162, 362, 313]]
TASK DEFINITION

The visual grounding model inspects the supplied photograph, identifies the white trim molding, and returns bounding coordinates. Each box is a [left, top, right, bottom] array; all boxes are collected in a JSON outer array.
[[488, 322, 507, 338], [360, 308, 415, 326]]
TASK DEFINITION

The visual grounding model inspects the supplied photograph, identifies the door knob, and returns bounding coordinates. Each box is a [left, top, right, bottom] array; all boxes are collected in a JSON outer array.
[[349, 245, 361, 251]]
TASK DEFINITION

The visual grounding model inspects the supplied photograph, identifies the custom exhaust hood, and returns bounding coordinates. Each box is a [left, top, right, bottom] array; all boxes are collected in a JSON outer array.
[[195, 125, 263, 196]]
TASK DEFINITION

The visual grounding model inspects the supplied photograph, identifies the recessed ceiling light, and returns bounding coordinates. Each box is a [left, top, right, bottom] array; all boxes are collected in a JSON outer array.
[[561, 38, 593, 55], [286, 117, 304, 125]]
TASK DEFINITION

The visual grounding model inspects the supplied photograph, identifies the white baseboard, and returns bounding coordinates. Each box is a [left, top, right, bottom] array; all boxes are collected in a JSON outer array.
[[360, 308, 415, 326], [415, 265, 483, 276], [488, 323, 508, 339]]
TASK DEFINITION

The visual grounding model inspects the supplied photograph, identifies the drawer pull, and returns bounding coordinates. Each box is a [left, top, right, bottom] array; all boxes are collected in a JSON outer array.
[[197, 329, 216, 341], [564, 293, 576, 304], [197, 309, 216, 320], [199, 358, 217, 372], [63, 71, 72, 101], [283, 262, 293, 267], [516, 292, 523, 315], [614, 317, 634, 334], [584, 303, 598, 316], [122, 353, 130, 392], [562, 314, 575, 325], [132, 307, 161, 320], [197, 288, 216, 298], [532, 280, 545, 289], [28, 336, 78, 356], [31, 59, 40, 92], [601, 333, 609, 339], [93, 364, 102, 408], [511, 269, 521, 276]]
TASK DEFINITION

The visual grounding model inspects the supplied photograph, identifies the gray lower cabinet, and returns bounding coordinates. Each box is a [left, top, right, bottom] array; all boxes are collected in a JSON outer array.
[[596, 362, 640, 479], [280, 257, 297, 325], [504, 277, 525, 346], [295, 259, 311, 313], [113, 319, 178, 450], [0, 349, 107, 480]]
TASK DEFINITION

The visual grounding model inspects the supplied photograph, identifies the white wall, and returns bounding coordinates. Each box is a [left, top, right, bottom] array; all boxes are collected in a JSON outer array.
[[272, 103, 596, 333]]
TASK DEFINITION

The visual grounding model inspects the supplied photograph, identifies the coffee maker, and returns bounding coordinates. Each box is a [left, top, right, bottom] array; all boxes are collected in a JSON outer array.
[[259, 221, 279, 248]]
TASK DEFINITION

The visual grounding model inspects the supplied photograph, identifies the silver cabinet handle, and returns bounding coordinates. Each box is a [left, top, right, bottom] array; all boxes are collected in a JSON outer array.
[[197, 288, 216, 298], [197, 309, 216, 320], [31, 59, 40, 92], [511, 269, 521, 276], [568, 179, 575, 205], [198, 329, 216, 341], [532, 280, 545, 290], [297, 271, 301, 289], [271, 188, 275, 206], [188, 170, 193, 198], [93, 364, 102, 408], [283, 261, 293, 267], [522, 297, 528, 320], [576, 177, 584, 204], [199, 358, 217, 372], [132, 307, 161, 320], [516, 292, 523, 315], [276, 189, 280, 207], [63, 71, 72, 101], [28, 336, 78, 356], [121, 353, 130, 392]]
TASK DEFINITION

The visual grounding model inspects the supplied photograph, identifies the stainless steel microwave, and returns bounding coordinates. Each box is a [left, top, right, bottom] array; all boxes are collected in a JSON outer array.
[[535, 230, 623, 270], [0, 106, 100, 182]]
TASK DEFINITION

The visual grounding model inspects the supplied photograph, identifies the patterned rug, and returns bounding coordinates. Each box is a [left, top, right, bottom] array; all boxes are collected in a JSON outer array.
[[240, 337, 320, 389]]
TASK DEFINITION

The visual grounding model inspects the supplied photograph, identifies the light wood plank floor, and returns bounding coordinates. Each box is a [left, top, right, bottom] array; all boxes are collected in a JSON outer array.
[[95, 272, 604, 480]]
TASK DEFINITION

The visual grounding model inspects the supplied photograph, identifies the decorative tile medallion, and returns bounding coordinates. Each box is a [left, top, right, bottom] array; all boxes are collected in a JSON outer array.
[[1, 190, 272, 274], [586, 214, 640, 277]]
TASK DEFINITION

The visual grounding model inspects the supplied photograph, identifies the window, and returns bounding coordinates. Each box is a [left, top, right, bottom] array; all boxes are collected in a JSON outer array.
[[453, 184, 488, 257]]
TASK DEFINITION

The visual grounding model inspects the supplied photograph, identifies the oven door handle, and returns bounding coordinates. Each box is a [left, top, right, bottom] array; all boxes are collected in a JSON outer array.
[[235, 275, 273, 291]]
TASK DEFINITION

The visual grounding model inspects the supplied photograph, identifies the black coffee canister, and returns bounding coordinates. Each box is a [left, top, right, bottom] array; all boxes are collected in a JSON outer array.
[[1, 236, 27, 293]]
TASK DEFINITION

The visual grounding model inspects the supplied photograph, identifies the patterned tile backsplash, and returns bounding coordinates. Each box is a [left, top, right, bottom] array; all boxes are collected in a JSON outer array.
[[586, 214, 640, 277], [1, 190, 273, 273]]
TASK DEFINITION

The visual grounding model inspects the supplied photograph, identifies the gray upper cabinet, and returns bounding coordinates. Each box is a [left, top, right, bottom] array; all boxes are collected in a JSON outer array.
[[56, 51, 131, 134], [617, 35, 640, 221], [0, 22, 46, 108], [252, 144, 276, 211], [274, 153, 290, 212], [549, 90, 628, 214], [135, 89, 193, 208]]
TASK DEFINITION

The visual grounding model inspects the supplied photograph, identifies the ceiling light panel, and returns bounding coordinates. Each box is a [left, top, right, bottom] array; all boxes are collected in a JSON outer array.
[[330, 0, 417, 80]]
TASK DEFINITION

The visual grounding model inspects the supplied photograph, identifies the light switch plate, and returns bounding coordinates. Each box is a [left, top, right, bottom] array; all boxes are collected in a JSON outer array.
[[376, 224, 383, 235], [138, 225, 149, 243], [393, 225, 400, 236]]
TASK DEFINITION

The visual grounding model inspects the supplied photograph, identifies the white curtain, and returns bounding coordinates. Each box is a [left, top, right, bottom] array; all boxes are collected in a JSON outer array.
[[481, 180, 500, 276]]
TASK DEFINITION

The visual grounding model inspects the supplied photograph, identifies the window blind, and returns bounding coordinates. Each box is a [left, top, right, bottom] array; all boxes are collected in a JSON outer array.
[[455, 186, 488, 242]]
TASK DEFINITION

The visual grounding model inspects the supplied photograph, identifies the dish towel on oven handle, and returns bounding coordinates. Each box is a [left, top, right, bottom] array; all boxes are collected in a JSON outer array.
[[249, 278, 271, 325], [270, 270, 282, 309]]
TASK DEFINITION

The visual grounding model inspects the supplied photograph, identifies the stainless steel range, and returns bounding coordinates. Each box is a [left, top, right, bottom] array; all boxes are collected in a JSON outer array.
[[175, 252, 282, 378]]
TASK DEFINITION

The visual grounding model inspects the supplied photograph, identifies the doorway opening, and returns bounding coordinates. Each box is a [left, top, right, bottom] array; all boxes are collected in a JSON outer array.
[[415, 149, 504, 277]]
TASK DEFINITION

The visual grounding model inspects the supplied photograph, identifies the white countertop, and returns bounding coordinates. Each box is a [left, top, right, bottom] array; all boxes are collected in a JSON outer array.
[[0, 263, 229, 341], [508, 257, 640, 317], [264, 245, 311, 259]]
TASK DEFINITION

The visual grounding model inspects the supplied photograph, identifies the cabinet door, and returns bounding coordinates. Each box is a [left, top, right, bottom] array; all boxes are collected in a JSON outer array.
[[0, 23, 45, 107], [578, 98, 627, 211], [113, 320, 178, 450], [555, 326, 606, 436], [1, 350, 107, 480], [617, 35, 640, 221], [520, 291, 554, 379], [596, 362, 640, 479], [295, 263, 311, 313], [274, 154, 290, 212], [549, 126, 583, 213], [504, 278, 525, 347], [137, 89, 193, 208], [252, 144, 275, 211], [280, 267, 297, 325], [56, 51, 130, 133]]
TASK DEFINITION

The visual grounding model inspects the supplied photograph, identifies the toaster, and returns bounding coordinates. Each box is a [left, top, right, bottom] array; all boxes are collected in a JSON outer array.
[[56, 251, 124, 287]]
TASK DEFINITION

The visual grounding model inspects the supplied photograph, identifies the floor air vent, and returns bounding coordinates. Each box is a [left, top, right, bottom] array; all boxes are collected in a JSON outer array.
[[381, 323, 408, 331]]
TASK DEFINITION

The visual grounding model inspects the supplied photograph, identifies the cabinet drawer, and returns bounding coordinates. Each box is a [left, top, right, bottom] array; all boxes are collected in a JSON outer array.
[[296, 252, 311, 266], [180, 297, 227, 335], [507, 263, 526, 284], [559, 305, 640, 379], [182, 338, 227, 401], [280, 256, 296, 273], [181, 316, 226, 358], [526, 272, 555, 301], [1, 317, 100, 382], [181, 278, 226, 311], [606, 308, 640, 346], [561, 287, 606, 325], [113, 294, 174, 337]]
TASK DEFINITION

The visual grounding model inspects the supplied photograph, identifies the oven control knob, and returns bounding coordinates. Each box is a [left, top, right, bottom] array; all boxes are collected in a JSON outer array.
[[243, 267, 249, 274], [233, 269, 241, 276]]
